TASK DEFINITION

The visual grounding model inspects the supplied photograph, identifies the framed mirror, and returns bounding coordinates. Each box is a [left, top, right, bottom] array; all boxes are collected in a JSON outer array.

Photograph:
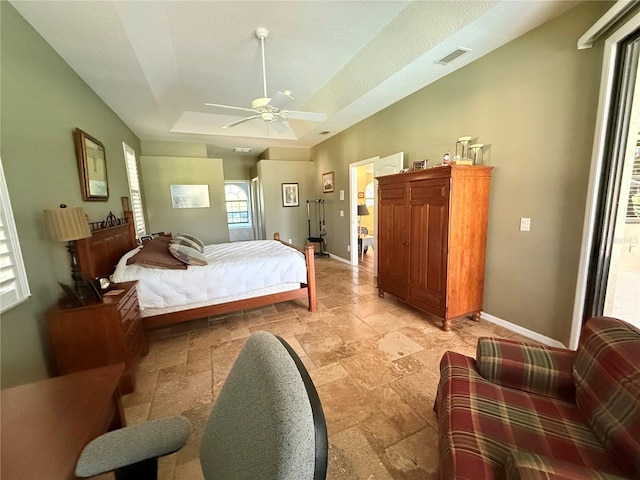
[[74, 128, 109, 201]]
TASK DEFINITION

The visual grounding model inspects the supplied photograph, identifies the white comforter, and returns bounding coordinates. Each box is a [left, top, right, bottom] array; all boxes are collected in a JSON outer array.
[[111, 240, 307, 312]]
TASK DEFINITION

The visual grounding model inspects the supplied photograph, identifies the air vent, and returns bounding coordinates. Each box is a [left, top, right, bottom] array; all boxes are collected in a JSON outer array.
[[233, 147, 252, 153], [319, 130, 331, 135], [435, 47, 471, 65]]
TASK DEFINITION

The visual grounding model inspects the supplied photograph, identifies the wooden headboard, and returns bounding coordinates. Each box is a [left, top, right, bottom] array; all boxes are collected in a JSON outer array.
[[77, 212, 137, 280]]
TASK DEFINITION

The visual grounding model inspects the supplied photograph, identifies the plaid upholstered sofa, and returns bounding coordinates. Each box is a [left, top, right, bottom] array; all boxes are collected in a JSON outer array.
[[434, 316, 640, 479]]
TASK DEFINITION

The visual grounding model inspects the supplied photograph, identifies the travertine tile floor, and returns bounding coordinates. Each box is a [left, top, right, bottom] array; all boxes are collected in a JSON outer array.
[[120, 256, 530, 480]]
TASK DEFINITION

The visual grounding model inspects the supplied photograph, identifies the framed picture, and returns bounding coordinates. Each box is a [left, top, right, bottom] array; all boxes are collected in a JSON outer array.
[[282, 183, 299, 207], [322, 171, 334, 193], [170, 185, 210, 208], [411, 160, 427, 171], [358, 192, 365, 198], [74, 128, 109, 201]]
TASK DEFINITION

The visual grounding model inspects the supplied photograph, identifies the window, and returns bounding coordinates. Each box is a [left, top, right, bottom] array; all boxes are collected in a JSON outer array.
[[365, 181, 375, 208], [625, 145, 640, 223], [225, 182, 251, 226], [0, 157, 30, 313], [123, 144, 146, 239]]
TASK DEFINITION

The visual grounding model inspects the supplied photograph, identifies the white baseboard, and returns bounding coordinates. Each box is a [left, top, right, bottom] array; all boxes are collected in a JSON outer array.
[[480, 312, 567, 349], [328, 253, 351, 265]]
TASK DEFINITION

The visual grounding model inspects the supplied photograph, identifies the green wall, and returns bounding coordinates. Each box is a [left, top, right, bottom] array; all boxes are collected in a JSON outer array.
[[140, 156, 228, 244], [1, 3, 141, 388], [310, 2, 609, 345], [257, 160, 316, 248]]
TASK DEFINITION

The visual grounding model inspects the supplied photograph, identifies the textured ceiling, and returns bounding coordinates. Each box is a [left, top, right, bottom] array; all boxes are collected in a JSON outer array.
[[11, 0, 578, 155]]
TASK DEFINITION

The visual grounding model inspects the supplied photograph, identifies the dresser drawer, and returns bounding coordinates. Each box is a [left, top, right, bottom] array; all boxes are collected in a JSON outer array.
[[118, 287, 138, 318]]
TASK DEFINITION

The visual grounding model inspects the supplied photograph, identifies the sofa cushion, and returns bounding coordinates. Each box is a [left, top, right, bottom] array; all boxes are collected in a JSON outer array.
[[573, 317, 640, 477], [435, 351, 627, 479], [505, 451, 629, 480], [477, 338, 576, 402]]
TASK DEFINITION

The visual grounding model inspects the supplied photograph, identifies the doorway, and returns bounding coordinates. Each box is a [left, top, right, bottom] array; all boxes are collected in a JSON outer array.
[[348, 152, 404, 273], [572, 19, 640, 347]]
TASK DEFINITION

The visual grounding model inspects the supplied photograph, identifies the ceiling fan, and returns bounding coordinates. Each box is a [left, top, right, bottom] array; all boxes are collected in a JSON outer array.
[[205, 27, 327, 134]]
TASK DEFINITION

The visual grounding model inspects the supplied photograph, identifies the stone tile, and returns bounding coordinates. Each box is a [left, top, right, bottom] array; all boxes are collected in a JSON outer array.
[[389, 370, 440, 428], [381, 426, 440, 480], [374, 331, 424, 361], [310, 362, 350, 387], [326, 312, 380, 344], [149, 370, 212, 419], [327, 426, 394, 480], [296, 330, 356, 368], [134, 257, 529, 479], [316, 376, 377, 434]]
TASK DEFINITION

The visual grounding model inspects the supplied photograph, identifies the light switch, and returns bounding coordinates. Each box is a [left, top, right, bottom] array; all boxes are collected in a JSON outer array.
[[520, 218, 531, 232], [340, 210, 344, 217], [339, 190, 344, 200]]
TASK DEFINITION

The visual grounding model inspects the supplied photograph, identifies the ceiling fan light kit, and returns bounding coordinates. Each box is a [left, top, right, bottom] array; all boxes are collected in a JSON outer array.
[[205, 27, 327, 133]]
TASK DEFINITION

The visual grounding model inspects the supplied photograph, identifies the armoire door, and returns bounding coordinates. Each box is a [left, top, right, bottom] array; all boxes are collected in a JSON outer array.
[[407, 179, 450, 317], [378, 184, 409, 299]]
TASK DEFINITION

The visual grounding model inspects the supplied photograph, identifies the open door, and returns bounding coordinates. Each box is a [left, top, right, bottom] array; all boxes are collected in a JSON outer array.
[[349, 152, 404, 271]]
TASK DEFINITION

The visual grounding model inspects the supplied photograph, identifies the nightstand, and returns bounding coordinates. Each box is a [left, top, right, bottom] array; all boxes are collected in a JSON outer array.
[[47, 281, 148, 393]]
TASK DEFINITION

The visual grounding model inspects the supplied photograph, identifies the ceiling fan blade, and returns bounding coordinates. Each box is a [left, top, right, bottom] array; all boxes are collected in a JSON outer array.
[[282, 110, 327, 122], [205, 103, 257, 114], [222, 115, 260, 129], [271, 119, 288, 134], [268, 91, 294, 110]]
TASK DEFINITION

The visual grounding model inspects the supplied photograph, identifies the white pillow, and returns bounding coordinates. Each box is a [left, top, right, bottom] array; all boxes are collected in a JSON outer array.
[[168, 243, 207, 266]]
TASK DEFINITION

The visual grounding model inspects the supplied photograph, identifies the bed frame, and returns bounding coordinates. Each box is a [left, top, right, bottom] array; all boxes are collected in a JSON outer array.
[[77, 212, 317, 330]]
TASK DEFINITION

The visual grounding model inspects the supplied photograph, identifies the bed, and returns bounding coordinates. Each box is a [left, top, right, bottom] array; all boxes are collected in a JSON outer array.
[[77, 213, 317, 330]]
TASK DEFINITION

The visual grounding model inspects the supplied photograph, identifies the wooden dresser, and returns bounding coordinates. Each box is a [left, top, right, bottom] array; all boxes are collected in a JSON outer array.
[[377, 165, 493, 331], [47, 281, 148, 393]]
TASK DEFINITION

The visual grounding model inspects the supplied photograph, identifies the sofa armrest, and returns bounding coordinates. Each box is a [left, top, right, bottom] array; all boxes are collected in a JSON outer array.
[[476, 338, 576, 402], [505, 451, 628, 480]]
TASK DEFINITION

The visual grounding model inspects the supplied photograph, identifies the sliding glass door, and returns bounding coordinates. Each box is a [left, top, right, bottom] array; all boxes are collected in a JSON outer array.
[[584, 32, 640, 329]]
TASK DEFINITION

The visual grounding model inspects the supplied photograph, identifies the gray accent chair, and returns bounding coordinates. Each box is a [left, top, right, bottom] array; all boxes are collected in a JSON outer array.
[[75, 331, 328, 480]]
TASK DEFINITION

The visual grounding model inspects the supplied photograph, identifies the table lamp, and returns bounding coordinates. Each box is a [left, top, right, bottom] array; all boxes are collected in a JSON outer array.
[[357, 204, 370, 234], [44, 204, 92, 298]]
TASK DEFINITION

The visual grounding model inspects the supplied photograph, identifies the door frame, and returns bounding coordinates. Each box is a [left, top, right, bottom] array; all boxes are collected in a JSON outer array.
[[571, 10, 640, 349], [349, 157, 378, 267]]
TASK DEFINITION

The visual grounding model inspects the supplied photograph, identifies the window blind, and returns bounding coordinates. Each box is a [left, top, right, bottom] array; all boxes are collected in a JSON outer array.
[[123, 144, 146, 239], [0, 158, 31, 313]]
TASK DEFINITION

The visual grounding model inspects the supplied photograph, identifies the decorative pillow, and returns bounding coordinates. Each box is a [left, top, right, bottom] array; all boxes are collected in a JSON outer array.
[[126, 237, 187, 270], [175, 233, 205, 251], [168, 243, 208, 266], [171, 236, 203, 253]]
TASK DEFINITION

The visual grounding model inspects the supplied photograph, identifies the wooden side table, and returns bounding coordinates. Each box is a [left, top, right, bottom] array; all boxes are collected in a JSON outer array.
[[1, 363, 125, 480], [47, 281, 148, 393]]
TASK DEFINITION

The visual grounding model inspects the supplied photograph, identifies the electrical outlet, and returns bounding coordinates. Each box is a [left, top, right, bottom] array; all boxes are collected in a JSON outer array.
[[347, 245, 351, 252], [520, 218, 531, 232], [288, 238, 292, 243]]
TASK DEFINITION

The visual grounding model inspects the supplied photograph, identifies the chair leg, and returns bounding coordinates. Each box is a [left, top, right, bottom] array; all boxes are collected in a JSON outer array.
[[114, 457, 158, 480]]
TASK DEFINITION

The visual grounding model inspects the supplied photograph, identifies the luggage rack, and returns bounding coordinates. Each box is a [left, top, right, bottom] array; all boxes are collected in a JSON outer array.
[[306, 199, 328, 256]]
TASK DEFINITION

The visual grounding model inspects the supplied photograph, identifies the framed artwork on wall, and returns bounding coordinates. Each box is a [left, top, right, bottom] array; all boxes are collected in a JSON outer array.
[[322, 171, 334, 193], [74, 128, 109, 201], [170, 185, 210, 208], [282, 183, 299, 207]]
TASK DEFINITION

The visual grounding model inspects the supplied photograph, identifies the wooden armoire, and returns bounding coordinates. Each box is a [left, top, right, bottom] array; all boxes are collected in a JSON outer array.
[[377, 165, 493, 331]]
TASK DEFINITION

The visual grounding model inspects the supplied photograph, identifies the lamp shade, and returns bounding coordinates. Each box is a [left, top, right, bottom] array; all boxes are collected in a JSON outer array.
[[357, 204, 370, 216], [44, 206, 92, 242]]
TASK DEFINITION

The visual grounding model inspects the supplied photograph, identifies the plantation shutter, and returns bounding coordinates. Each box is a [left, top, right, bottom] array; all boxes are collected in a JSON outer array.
[[123, 144, 146, 239], [0, 158, 31, 313]]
